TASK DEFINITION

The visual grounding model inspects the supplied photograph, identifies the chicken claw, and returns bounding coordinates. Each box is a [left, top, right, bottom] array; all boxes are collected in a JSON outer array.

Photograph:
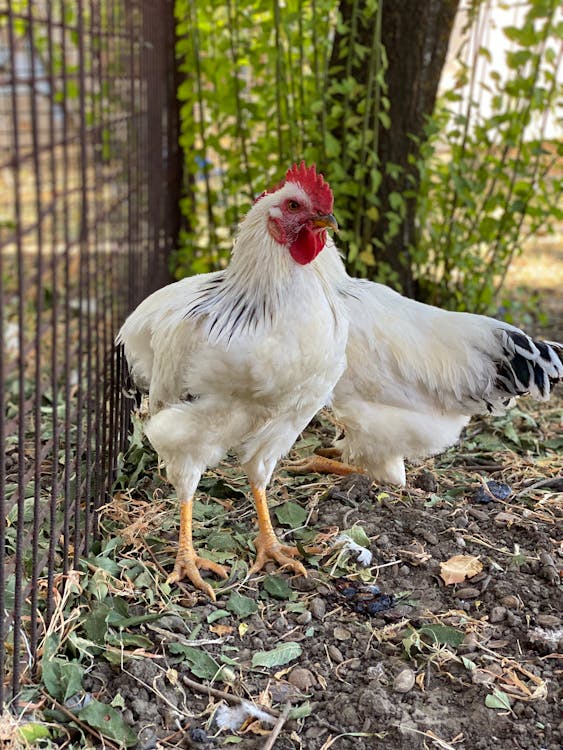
[[249, 532, 307, 577], [167, 551, 228, 602], [249, 483, 307, 578], [167, 499, 228, 601]]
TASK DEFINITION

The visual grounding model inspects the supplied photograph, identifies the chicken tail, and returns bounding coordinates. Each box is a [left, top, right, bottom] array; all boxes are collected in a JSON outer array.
[[496, 330, 563, 402]]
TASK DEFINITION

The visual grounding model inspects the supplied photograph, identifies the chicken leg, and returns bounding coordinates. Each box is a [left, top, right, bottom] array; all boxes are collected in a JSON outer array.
[[249, 484, 307, 577], [167, 499, 228, 601]]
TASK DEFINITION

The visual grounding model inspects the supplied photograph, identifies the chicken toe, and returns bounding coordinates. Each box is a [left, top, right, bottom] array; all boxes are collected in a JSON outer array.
[[167, 551, 228, 601], [286, 454, 366, 476], [249, 483, 307, 578], [167, 499, 228, 600], [249, 532, 307, 576]]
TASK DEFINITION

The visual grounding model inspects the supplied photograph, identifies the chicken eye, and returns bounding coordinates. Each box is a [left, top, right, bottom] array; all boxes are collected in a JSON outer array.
[[287, 200, 300, 211]]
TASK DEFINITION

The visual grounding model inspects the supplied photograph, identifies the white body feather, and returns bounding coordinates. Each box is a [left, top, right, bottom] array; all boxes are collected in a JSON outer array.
[[118, 184, 348, 499], [317, 243, 563, 485]]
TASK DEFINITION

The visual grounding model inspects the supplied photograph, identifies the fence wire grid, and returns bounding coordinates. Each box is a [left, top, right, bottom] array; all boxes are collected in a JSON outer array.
[[0, 0, 181, 705]]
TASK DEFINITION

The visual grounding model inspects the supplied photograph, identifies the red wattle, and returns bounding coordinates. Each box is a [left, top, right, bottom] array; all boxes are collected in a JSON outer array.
[[289, 228, 326, 265]]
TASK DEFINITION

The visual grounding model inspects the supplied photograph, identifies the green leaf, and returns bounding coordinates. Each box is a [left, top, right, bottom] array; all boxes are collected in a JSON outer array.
[[168, 644, 220, 680], [207, 609, 231, 624], [18, 723, 52, 742], [485, 688, 512, 711], [262, 575, 294, 600], [42, 657, 85, 702], [251, 641, 303, 669], [342, 526, 370, 548], [83, 603, 111, 645], [274, 502, 307, 528], [78, 699, 137, 746], [419, 625, 465, 649], [288, 701, 313, 720], [226, 592, 258, 618]]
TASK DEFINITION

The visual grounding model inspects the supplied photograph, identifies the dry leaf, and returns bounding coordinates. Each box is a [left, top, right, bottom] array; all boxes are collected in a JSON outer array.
[[440, 554, 483, 585], [210, 624, 233, 636]]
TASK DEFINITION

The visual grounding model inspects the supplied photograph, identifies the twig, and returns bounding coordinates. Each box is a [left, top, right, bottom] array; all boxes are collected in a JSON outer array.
[[261, 702, 292, 750], [147, 624, 226, 647], [40, 691, 121, 750], [514, 477, 563, 498], [181, 675, 280, 718]]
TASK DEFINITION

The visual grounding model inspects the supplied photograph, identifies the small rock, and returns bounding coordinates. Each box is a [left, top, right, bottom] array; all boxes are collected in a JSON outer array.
[[189, 728, 209, 743], [297, 610, 312, 625], [288, 667, 317, 691], [333, 625, 352, 641], [474, 480, 512, 504], [536, 614, 560, 628], [471, 668, 495, 685], [413, 470, 437, 492], [456, 587, 480, 599], [292, 576, 318, 592], [420, 529, 439, 546], [459, 632, 479, 653], [327, 644, 344, 663], [310, 597, 326, 620], [489, 606, 507, 623], [500, 594, 520, 609], [454, 534, 466, 548], [393, 668, 416, 693], [468, 508, 488, 522]]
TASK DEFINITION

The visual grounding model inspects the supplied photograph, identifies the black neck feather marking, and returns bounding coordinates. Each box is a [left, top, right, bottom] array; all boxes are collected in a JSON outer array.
[[183, 270, 273, 342]]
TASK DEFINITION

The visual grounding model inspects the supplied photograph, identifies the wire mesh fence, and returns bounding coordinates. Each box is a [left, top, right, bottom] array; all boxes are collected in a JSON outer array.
[[0, 0, 181, 705]]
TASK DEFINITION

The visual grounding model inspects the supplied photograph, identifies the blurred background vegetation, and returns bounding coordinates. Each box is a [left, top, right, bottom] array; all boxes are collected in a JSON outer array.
[[173, 0, 562, 314]]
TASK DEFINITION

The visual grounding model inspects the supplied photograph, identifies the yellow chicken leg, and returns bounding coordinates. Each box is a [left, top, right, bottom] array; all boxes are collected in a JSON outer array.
[[286, 453, 366, 477], [167, 500, 228, 601], [249, 485, 307, 577]]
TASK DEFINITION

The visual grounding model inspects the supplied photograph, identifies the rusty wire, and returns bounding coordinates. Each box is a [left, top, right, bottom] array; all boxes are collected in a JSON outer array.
[[0, 0, 181, 705]]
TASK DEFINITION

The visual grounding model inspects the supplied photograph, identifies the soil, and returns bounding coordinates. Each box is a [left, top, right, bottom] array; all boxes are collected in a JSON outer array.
[[83, 452, 563, 750]]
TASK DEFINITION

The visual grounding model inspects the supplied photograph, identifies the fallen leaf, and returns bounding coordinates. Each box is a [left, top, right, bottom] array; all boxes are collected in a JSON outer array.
[[210, 624, 234, 636], [440, 554, 483, 585]]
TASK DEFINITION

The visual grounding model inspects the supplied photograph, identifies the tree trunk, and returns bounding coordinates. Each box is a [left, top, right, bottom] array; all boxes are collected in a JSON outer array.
[[331, 0, 460, 296]]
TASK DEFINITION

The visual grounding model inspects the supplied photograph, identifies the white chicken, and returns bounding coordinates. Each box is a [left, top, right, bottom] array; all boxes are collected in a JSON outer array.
[[118, 163, 347, 599], [294, 243, 563, 485]]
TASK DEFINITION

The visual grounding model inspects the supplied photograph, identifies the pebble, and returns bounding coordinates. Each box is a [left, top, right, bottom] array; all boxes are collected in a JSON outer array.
[[310, 597, 326, 620], [287, 667, 317, 691], [536, 614, 560, 628], [333, 625, 352, 641], [489, 606, 507, 623], [456, 587, 480, 599], [393, 668, 415, 693], [297, 610, 312, 625], [327, 644, 344, 663], [454, 534, 466, 548]]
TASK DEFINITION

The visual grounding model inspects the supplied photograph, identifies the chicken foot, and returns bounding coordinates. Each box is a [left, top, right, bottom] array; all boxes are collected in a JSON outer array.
[[286, 452, 366, 477], [249, 484, 307, 577], [167, 499, 228, 601]]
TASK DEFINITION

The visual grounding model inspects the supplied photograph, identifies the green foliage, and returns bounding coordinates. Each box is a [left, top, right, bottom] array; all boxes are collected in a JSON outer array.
[[173, 0, 387, 278], [174, 0, 561, 313], [412, 0, 562, 312]]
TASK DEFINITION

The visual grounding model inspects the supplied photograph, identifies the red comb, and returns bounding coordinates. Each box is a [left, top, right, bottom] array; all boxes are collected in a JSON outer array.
[[253, 162, 333, 212], [285, 161, 333, 213]]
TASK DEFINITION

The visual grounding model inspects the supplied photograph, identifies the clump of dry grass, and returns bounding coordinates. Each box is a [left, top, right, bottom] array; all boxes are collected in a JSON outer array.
[[0, 712, 23, 750]]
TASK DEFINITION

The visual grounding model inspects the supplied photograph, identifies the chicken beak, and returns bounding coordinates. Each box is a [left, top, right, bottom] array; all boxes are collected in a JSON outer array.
[[312, 213, 339, 233]]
